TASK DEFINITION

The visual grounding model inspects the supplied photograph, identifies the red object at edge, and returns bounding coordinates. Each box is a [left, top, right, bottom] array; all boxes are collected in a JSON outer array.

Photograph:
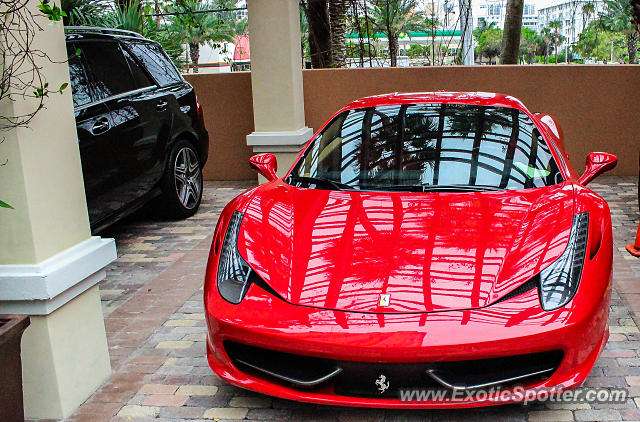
[[627, 222, 640, 256]]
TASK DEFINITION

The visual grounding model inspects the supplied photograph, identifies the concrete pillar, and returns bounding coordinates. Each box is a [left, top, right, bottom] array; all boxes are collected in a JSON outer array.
[[246, 0, 313, 177], [0, 1, 115, 418]]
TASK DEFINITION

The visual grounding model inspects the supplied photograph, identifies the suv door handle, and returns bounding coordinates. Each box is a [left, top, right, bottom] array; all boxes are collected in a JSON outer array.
[[91, 117, 110, 135], [156, 100, 168, 111]]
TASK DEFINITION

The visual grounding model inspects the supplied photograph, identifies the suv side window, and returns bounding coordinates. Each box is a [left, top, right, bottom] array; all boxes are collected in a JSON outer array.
[[123, 40, 182, 87], [79, 40, 140, 100], [66, 42, 92, 108], [121, 45, 154, 89]]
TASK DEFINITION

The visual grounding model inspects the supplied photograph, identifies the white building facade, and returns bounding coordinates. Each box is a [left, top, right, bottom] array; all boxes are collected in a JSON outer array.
[[472, 0, 539, 30], [537, 0, 606, 49]]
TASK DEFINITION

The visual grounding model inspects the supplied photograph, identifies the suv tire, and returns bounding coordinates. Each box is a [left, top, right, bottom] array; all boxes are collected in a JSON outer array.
[[160, 139, 203, 218]]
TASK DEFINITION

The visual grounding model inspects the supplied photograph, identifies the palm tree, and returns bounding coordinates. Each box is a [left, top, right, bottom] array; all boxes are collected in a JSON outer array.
[[171, 0, 235, 73], [548, 20, 564, 63], [329, 0, 348, 67], [302, 0, 332, 68], [473, 19, 497, 39], [540, 26, 552, 63], [600, 0, 638, 63], [233, 18, 248, 36], [61, 0, 110, 26], [632, 0, 640, 40], [582, 1, 595, 32], [500, 0, 524, 64], [369, 0, 424, 67], [424, 15, 440, 65], [108, 0, 144, 33]]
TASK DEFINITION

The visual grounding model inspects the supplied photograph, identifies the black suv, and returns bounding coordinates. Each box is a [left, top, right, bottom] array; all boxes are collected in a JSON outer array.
[[65, 27, 209, 232]]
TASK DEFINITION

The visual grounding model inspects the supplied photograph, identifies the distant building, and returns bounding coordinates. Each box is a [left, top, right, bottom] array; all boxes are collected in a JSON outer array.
[[473, 0, 539, 30], [235, 0, 248, 20], [346, 30, 463, 66], [537, 0, 606, 49]]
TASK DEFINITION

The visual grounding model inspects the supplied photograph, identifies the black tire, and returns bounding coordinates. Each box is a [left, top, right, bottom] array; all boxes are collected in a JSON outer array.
[[159, 139, 203, 219]]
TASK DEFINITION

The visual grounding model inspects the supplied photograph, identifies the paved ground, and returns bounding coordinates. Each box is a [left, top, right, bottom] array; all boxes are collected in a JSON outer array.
[[58, 176, 639, 422]]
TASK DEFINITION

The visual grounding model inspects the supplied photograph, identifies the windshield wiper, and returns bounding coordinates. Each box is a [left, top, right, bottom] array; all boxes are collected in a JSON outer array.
[[358, 184, 502, 192], [287, 175, 355, 191], [421, 184, 502, 192], [359, 184, 425, 192]]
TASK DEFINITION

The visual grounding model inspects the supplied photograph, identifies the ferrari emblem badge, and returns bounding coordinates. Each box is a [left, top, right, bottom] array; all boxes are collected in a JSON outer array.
[[375, 374, 390, 393], [379, 294, 390, 307]]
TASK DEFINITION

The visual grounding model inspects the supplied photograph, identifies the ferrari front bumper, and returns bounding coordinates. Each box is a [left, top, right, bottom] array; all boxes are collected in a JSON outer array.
[[205, 281, 610, 408]]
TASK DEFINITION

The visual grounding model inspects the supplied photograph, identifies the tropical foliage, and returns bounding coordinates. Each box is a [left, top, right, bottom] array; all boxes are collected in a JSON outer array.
[[519, 27, 542, 63], [600, 0, 639, 63], [406, 43, 429, 58], [61, 0, 110, 26], [170, 0, 234, 73], [56, 0, 640, 68], [576, 20, 629, 62], [59, 0, 241, 71], [475, 26, 503, 63], [368, 0, 423, 67]]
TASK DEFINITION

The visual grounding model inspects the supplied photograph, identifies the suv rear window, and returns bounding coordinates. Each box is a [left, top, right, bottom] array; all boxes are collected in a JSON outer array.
[[123, 41, 182, 86]]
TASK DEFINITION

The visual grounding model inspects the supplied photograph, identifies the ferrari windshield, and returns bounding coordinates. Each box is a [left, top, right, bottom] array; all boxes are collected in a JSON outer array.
[[288, 104, 563, 192]]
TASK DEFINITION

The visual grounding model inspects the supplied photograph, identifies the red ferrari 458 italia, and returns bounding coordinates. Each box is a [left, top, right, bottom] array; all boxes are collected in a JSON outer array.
[[204, 92, 618, 408]]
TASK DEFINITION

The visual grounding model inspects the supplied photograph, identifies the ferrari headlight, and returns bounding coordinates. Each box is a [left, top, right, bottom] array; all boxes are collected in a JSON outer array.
[[538, 212, 589, 311], [217, 211, 252, 304]]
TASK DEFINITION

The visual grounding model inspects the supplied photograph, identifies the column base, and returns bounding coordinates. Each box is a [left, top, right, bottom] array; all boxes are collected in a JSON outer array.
[[21, 285, 111, 419], [0, 236, 116, 419]]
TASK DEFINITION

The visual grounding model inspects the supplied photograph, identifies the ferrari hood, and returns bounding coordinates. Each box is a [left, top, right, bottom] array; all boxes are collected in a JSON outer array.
[[237, 182, 575, 313]]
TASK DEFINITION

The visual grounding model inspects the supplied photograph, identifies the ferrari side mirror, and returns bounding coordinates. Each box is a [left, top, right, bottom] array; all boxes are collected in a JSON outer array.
[[249, 153, 278, 182], [577, 152, 617, 186]]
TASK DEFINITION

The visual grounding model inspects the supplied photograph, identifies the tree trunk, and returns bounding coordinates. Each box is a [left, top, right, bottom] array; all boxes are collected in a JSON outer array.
[[349, 0, 365, 67], [329, 0, 347, 67], [388, 35, 399, 67], [627, 32, 638, 63], [189, 43, 200, 73], [304, 0, 332, 68], [631, 0, 640, 41], [500, 0, 524, 64], [545, 44, 549, 63], [155, 0, 161, 29], [458, 0, 474, 64]]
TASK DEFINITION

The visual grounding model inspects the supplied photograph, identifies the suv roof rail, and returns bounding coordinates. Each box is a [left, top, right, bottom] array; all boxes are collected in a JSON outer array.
[[64, 26, 145, 39]]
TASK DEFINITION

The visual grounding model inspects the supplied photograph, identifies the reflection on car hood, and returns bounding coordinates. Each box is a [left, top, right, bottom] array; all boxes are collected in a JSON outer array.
[[237, 182, 575, 313]]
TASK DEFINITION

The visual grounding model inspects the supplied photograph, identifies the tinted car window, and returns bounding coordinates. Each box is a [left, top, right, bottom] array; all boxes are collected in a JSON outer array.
[[121, 46, 154, 89], [66, 43, 92, 108], [123, 41, 182, 86], [79, 40, 139, 99], [291, 104, 562, 191]]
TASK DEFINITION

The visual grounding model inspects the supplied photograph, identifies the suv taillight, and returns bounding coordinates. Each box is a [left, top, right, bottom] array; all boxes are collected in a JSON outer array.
[[195, 95, 202, 115]]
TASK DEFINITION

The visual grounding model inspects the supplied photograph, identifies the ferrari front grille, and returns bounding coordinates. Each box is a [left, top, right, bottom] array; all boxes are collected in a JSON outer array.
[[224, 341, 342, 388], [225, 341, 564, 398]]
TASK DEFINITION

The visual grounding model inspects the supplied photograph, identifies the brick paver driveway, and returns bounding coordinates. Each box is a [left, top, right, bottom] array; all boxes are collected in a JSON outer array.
[[61, 176, 639, 422]]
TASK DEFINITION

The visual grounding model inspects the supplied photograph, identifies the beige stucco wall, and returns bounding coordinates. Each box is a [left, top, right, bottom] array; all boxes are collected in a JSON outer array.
[[0, 0, 90, 265], [186, 65, 640, 180]]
